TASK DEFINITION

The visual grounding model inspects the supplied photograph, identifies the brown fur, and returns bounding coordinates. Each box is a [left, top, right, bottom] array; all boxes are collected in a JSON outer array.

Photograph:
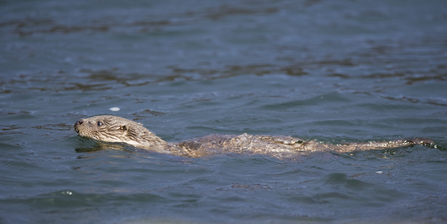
[[74, 115, 434, 158]]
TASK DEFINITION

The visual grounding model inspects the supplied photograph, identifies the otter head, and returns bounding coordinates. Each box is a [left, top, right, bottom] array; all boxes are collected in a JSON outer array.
[[74, 115, 167, 151]]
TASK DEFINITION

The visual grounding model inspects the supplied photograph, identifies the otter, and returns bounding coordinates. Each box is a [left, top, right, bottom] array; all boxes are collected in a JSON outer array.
[[73, 115, 435, 158]]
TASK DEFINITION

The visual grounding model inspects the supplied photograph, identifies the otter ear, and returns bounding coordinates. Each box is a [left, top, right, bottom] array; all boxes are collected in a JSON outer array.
[[124, 125, 138, 138], [120, 125, 128, 131]]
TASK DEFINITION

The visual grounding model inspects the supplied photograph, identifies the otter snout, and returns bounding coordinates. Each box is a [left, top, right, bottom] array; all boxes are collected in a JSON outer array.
[[76, 119, 84, 125], [74, 118, 84, 133]]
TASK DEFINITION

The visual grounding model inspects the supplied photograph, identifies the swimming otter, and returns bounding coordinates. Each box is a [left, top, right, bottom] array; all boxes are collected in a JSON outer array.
[[73, 115, 434, 158]]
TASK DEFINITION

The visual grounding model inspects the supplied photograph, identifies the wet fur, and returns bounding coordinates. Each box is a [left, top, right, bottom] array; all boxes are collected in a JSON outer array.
[[74, 115, 434, 158]]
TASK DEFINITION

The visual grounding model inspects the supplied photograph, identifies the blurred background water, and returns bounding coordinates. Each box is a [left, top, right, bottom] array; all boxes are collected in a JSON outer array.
[[1, 0, 447, 223]]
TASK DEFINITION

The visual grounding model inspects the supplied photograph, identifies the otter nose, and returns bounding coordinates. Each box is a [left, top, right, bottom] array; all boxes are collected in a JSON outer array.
[[76, 119, 84, 125]]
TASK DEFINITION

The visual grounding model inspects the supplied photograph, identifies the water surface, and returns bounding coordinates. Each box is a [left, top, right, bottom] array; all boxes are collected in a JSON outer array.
[[1, 0, 447, 223]]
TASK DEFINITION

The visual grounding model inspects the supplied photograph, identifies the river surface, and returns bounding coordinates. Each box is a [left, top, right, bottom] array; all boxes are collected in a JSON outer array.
[[1, 0, 447, 223]]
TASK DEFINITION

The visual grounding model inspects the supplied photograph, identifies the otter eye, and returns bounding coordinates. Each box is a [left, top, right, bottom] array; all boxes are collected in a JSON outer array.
[[97, 121, 103, 126]]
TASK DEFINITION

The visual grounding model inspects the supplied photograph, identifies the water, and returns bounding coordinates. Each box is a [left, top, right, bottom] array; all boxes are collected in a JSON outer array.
[[1, 0, 447, 223]]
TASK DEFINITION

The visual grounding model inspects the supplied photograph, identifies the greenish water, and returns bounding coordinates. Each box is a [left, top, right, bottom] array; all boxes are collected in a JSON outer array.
[[1, 0, 447, 223]]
